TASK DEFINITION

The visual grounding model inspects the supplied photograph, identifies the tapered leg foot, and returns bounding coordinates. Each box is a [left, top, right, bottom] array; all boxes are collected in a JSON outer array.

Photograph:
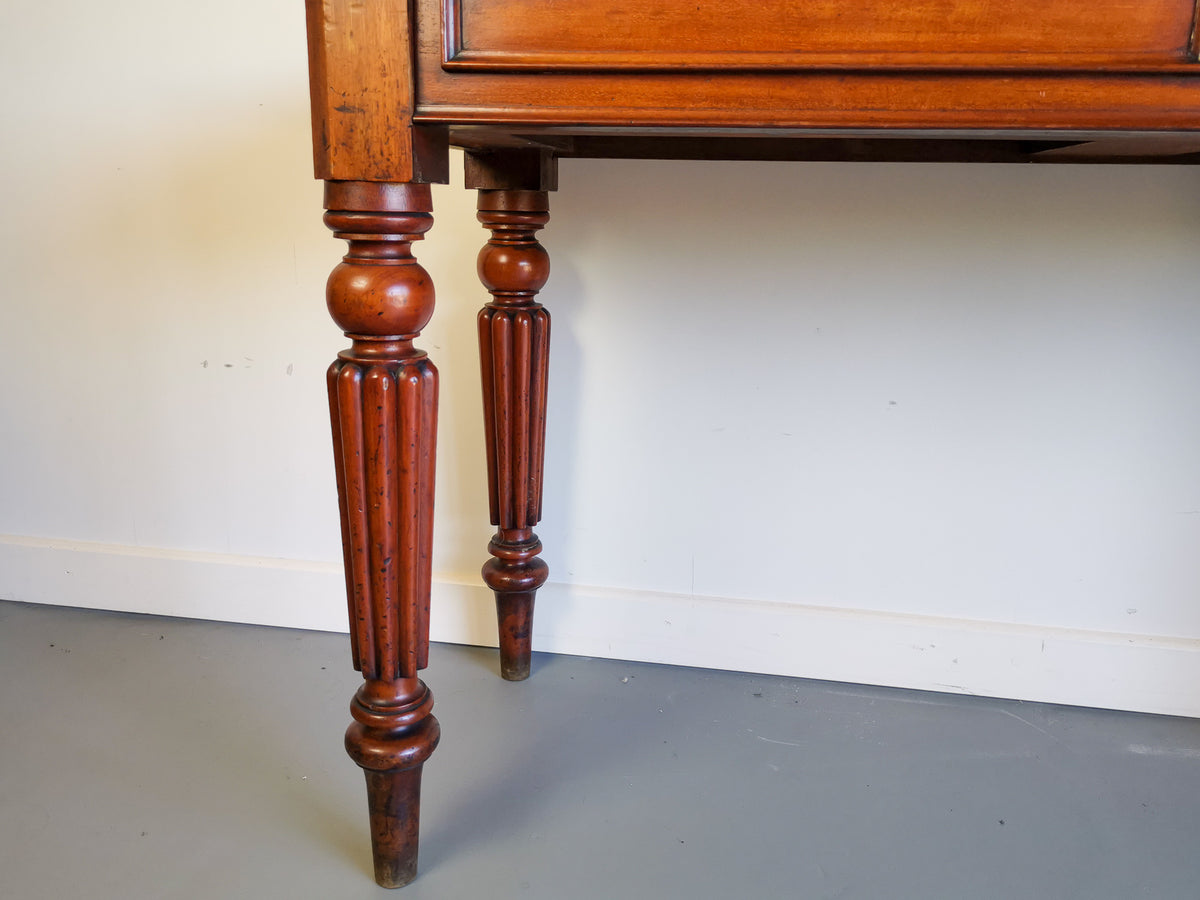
[[345, 680, 440, 887], [364, 767, 426, 888], [494, 589, 536, 681], [483, 532, 550, 680]]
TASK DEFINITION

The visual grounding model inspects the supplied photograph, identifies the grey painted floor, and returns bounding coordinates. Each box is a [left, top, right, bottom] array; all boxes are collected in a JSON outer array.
[[2, 600, 1199, 899]]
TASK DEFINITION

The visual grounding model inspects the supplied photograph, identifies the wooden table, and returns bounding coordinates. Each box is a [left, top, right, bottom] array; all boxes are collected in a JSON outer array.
[[304, 0, 1200, 886]]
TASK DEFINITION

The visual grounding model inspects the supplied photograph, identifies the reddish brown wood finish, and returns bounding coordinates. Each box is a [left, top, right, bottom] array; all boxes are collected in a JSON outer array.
[[306, 0, 448, 183], [473, 184, 553, 680], [305, 0, 1199, 886], [447, 0, 1197, 70], [324, 181, 441, 887], [415, 0, 1200, 137]]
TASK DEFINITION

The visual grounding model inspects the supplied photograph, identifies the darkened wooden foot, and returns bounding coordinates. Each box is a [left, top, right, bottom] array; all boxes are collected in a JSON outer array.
[[364, 768, 425, 888], [494, 590, 536, 681], [470, 158, 557, 680], [483, 531, 548, 679], [346, 680, 440, 887]]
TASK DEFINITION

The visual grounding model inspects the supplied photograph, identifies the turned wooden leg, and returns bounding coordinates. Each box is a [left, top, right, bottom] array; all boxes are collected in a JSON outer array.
[[323, 181, 440, 887], [475, 186, 553, 681]]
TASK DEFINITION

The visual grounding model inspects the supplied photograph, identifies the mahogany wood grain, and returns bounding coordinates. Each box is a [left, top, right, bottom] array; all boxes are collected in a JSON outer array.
[[324, 181, 441, 887], [447, 0, 1196, 70], [306, 0, 448, 183], [415, 0, 1200, 138], [413, 71, 1200, 135], [470, 174, 554, 681]]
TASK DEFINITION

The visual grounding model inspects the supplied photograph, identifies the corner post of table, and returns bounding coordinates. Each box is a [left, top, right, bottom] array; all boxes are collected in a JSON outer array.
[[306, 0, 450, 886], [467, 149, 559, 681]]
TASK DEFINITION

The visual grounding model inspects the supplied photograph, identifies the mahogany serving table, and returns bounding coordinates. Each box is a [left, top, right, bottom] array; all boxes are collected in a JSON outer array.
[[304, 0, 1200, 886]]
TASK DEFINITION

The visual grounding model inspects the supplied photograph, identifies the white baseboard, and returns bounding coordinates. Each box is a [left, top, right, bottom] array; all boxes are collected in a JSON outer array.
[[3, 534, 1198, 718]]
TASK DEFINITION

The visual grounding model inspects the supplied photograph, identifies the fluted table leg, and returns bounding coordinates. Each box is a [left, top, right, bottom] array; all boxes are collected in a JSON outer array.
[[323, 180, 440, 887], [475, 186, 553, 681]]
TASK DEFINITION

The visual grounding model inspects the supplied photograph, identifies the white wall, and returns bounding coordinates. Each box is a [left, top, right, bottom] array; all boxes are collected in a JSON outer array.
[[3, 0, 1200, 716]]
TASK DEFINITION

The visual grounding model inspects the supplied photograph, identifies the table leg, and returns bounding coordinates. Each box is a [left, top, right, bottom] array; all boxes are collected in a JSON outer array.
[[476, 188, 552, 680], [323, 181, 440, 887]]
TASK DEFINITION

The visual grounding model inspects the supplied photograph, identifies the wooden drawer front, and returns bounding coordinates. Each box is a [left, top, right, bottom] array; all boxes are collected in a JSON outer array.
[[444, 0, 1200, 71]]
